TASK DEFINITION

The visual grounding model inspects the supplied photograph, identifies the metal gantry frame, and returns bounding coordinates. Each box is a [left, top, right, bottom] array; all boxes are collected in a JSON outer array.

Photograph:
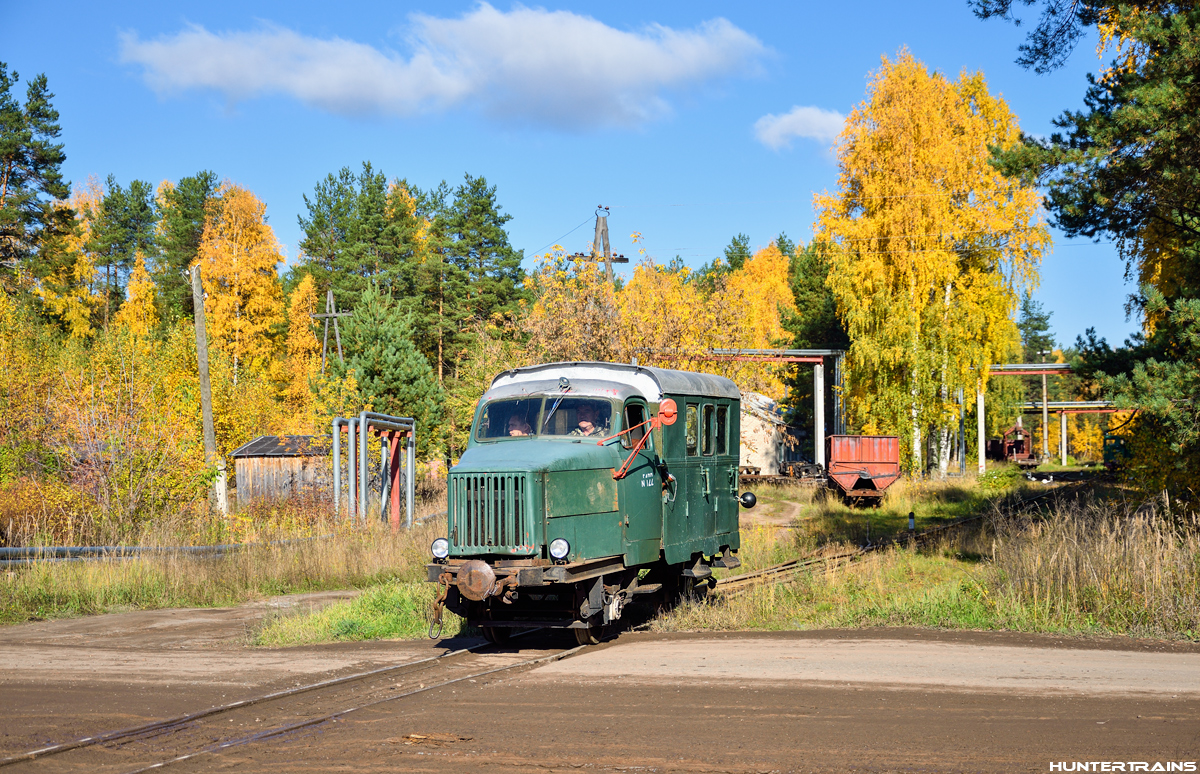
[[709, 348, 846, 468], [332, 412, 416, 530], [977, 364, 1117, 471]]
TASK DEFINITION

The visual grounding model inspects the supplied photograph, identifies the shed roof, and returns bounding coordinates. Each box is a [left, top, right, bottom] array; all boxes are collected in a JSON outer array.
[[230, 435, 329, 459], [491, 361, 740, 401]]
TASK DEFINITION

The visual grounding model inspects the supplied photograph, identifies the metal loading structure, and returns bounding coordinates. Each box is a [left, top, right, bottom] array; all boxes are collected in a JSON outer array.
[[332, 412, 416, 529]]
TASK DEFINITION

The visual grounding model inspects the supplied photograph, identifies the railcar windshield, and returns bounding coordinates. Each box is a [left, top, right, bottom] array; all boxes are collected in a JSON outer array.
[[474, 397, 616, 441]]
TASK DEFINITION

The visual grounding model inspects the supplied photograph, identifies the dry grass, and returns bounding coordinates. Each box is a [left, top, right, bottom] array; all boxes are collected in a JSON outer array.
[[988, 495, 1200, 637], [659, 489, 1200, 640], [0, 516, 446, 624]]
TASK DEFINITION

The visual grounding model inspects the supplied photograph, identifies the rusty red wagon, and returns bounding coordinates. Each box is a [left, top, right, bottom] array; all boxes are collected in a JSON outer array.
[[825, 435, 901, 504]]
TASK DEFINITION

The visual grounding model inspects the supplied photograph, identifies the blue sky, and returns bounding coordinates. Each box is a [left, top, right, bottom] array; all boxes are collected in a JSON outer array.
[[3, 0, 1135, 349]]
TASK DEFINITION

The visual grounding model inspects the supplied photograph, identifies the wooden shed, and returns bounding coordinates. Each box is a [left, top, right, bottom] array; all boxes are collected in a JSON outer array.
[[229, 435, 330, 507]]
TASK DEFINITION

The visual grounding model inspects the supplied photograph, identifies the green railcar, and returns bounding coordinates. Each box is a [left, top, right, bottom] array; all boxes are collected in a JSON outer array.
[[426, 361, 751, 644]]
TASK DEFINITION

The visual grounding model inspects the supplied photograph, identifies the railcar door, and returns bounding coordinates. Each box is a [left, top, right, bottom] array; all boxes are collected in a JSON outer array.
[[694, 402, 720, 544], [617, 399, 662, 565], [713, 402, 738, 537], [662, 398, 700, 561]]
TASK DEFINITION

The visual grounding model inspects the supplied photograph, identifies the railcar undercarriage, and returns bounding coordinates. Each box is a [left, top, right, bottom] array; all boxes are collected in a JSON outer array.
[[428, 550, 739, 645]]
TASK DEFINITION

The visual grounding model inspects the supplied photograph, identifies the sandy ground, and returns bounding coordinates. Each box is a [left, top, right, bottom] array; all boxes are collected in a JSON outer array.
[[3, 596, 1199, 773]]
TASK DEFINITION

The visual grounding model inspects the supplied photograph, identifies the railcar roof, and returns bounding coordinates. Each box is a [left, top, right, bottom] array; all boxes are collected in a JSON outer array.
[[490, 362, 740, 401]]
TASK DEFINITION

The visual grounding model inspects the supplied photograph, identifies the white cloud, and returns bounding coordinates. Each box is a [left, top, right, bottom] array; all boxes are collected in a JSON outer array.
[[753, 105, 844, 150], [118, 5, 766, 129]]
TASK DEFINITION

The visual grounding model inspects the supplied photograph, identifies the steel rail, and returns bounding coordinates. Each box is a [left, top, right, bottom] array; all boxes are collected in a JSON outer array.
[[0, 641, 490, 767], [121, 643, 589, 774]]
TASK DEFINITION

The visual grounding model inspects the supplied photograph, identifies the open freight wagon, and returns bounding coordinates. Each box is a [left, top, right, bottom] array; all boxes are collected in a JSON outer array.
[[825, 435, 900, 505]]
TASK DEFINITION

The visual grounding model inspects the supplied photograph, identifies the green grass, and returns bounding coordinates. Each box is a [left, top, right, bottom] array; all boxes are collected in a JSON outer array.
[[253, 581, 470, 645]]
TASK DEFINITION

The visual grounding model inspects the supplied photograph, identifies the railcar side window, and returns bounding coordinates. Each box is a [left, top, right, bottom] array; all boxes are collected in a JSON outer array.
[[702, 404, 714, 456], [622, 403, 648, 449], [716, 405, 728, 455], [685, 405, 698, 456]]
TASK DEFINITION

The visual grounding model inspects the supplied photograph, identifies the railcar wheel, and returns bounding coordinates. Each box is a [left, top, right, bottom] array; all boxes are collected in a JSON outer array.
[[573, 624, 604, 645], [482, 626, 511, 645]]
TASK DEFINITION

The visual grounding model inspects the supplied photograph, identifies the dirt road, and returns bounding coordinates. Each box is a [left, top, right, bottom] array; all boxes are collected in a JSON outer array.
[[2, 597, 1198, 773]]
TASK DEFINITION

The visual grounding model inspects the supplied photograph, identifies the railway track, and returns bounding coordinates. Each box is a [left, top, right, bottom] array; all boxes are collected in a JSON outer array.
[[2, 635, 586, 773], [714, 483, 1077, 596]]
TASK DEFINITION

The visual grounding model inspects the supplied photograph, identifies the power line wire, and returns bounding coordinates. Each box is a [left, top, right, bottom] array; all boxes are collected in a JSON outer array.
[[531, 216, 594, 257]]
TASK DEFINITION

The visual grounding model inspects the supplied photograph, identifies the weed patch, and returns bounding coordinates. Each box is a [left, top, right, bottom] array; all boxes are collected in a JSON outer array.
[[253, 581, 468, 645]]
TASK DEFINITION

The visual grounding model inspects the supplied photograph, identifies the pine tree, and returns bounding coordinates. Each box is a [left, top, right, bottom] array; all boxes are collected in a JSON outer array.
[[724, 233, 752, 271], [156, 171, 218, 322], [0, 63, 71, 281], [296, 163, 424, 303], [786, 242, 849, 350], [334, 282, 444, 458], [984, 3, 1200, 491], [88, 176, 157, 327], [440, 174, 525, 330]]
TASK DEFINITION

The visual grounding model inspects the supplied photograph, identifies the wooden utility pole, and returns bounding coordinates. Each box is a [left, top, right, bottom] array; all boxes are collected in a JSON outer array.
[[191, 265, 228, 514]]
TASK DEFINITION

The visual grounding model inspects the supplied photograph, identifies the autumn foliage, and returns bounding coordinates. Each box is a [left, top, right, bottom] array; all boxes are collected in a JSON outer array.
[[524, 241, 796, 399], [816, 50, 1049, 470]]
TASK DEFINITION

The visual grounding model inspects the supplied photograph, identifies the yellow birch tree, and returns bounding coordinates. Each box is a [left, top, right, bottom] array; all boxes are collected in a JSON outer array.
[[36, 177, 104, 338], [113, 253, 158, 337], [197, 183, 284, 384], [281, 273, 321, 430], [816, 50, 1049, 472], [523, 247, 619, 362]]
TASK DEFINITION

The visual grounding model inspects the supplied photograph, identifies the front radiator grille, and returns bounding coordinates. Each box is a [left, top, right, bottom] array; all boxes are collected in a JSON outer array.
[[449, 473, 531, 552]]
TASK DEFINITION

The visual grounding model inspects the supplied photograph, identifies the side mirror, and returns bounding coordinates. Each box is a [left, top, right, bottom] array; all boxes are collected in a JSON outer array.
[[739, 492, 757, 509]]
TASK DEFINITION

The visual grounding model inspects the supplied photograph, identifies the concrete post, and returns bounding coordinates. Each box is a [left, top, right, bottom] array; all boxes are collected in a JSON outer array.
[[405, 430, 416, 528], [358, 412, 370, 523], [347, 419, 358, 523], [814, 361, 826, 469], [191, 266, 227, 515], [388, 433, 404, 532], [1041, 370, 1050, 463], [332, 418, 341, 518], [380, 435, 390, 523], [1060, 411, 1068, 466], [977, 387, 986, 475]]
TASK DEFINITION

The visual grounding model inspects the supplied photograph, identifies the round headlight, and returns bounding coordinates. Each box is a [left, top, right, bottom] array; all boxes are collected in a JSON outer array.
[[431, 538, 450, 560], [548, 538, 570, 560]]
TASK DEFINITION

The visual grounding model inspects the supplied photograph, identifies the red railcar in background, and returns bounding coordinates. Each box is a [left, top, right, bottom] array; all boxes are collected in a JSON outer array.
[[825, 435, 901, 504]]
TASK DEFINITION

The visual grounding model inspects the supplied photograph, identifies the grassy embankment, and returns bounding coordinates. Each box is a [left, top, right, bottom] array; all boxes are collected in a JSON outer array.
[[0, 492, 465, 635]]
